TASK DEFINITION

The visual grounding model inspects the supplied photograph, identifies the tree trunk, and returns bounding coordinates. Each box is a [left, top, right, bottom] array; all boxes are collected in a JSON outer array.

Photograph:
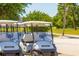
[[72, 10, 77, 30], [62, 6, 66, 36], [62, 4, 67, 36], [72, 18, 77, 30]]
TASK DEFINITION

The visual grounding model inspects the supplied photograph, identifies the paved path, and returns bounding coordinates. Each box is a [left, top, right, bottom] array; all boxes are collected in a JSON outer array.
[[54, 36, 79, 56]]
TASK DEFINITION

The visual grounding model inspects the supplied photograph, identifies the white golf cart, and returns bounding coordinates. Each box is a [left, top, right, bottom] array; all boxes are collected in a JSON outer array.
[[20, 21, 57, 56], [0, 20, 21, 56]]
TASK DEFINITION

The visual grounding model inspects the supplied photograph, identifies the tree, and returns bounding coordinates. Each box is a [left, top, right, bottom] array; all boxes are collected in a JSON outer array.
[[52, 15, 63, 28], [53, 3, 79, 36], [0, 3, 31, 20], [62, 4, 68, 36], [23, 11, 52, 32], [23, 11, 52, 22]]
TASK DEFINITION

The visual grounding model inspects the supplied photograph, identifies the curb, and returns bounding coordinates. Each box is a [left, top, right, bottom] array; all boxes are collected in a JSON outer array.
[[53, 33, 79, 38]]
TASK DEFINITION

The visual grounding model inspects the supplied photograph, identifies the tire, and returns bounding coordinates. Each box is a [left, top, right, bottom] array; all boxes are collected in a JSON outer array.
[[0, 53, 2, 56], [16, 53, 20, 56], [51, 52, 58, 56], [18, 52, 23, 56], [31, 51, 43, 56]]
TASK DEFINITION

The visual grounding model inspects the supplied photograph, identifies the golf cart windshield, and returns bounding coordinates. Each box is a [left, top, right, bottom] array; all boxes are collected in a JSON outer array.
[[33, 32, 53, 42], [0, 32, 18, 42], [23, 21, 53, 42], [0, 24, 18, 42]]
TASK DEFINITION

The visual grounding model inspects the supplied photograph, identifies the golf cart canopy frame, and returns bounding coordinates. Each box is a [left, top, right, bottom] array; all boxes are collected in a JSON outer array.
[[14, 21, 53, 27], [0, 20, 20, 42], [0, 20, 18, 24], [0, 20, 19, 32]]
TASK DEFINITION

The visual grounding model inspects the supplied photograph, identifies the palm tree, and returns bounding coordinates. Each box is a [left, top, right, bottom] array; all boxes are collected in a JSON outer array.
[[59, 3, 77, 36], [62, 4, 68, 36]]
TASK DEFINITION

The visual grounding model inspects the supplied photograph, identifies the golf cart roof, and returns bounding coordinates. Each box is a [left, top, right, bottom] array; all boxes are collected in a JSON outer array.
[[15, 21, 52, 27], [0, 20, 18, 24]]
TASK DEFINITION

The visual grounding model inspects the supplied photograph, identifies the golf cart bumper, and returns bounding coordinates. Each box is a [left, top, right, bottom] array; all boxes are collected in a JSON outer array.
[[0, 43, 21, 55], [33, 44, 57, 56], [41, 49, 57, 56], [3, 50, 20, 53], [40, 48, 56, 52], [34, 43, 57, 52], [0, 49, 21, 56]]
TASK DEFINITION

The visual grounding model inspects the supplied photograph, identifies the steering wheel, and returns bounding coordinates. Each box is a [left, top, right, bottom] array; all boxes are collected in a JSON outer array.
[[39, 33, 46, 41]]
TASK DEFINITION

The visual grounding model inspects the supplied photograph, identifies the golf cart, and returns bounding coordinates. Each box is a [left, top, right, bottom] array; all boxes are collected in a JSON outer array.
[[20, 21, 57, 56], [0, 20, 21, 56]]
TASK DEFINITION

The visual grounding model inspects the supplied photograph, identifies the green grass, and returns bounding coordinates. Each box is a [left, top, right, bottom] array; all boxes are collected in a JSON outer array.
[[0, 27, 24, 32], [0, 27, 79, 35], [53, 28, 79, 35]]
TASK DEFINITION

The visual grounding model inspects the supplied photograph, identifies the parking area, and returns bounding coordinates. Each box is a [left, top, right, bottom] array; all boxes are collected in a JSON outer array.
[[54, 37, 79, 56]]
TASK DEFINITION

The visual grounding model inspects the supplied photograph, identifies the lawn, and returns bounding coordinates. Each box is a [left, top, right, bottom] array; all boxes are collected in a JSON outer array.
[[0, 27, 79, 35], [53, 28, 79, 35]]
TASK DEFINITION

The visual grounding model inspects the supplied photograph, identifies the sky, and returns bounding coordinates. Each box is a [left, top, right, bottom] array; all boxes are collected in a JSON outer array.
[[25, 3, 58, 17]]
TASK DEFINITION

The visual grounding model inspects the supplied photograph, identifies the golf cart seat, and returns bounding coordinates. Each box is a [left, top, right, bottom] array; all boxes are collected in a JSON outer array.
[[22, 33, 33, 43]]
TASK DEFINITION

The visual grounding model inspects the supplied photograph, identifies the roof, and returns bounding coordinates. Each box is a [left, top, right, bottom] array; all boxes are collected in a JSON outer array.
[[23, 21, 52, 26], [0, 20, 18, 23], [15, 21, 52, 27], [0, 20, 18, 25], [23, 21, 52, 24]]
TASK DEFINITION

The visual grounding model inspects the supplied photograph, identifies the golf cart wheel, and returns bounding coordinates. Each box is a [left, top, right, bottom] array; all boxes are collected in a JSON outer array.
[[0, 53, 2, 56], [16, 53, 24, 56], [51, 52, 58, 56], [31, 51, 43, 56], [16, 53, 20, 56]]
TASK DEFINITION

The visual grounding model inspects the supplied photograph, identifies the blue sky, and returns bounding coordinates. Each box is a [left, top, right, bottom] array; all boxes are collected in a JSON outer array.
[[25, 3, 58, 17]]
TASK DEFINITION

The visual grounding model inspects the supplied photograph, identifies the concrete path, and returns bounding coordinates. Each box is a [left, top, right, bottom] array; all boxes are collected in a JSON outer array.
[[54, 36, 79, 56]]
